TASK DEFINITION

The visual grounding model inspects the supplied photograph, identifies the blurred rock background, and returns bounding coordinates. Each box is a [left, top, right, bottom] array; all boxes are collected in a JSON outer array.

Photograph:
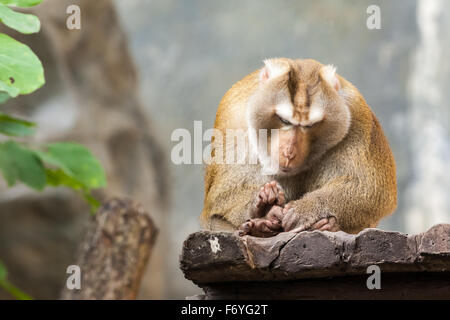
[[0, 0, 449, 299]]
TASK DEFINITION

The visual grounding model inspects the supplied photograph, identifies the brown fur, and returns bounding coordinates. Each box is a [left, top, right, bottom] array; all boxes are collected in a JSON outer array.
[[201, 58, 397, 234]]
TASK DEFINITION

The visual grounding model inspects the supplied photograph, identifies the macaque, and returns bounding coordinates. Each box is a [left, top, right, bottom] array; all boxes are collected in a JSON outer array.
[[200, 58, 397, 237]]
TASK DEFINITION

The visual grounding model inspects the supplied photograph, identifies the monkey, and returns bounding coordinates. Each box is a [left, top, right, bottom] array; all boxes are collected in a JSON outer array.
[[200, 58, 397, 237]]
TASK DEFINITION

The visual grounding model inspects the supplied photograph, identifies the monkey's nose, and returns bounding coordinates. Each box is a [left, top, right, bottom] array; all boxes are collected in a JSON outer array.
[[283, 148, 296, 160]]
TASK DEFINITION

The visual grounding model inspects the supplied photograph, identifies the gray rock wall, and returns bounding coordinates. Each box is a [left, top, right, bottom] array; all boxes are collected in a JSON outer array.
[[114, 0, 450, 298]]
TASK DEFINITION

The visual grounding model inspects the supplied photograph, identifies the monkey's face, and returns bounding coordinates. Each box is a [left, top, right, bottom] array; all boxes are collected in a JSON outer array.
[[247, 58, 351, 176]]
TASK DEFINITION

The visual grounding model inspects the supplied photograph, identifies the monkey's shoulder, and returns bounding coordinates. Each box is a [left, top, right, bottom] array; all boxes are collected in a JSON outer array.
[[217, 70, 260, 114], [215, 71, 260, 130]]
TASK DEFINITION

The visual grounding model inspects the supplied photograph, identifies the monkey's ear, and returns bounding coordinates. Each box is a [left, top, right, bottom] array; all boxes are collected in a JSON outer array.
[[260, 58, 290, 82], [320, 65, 340, 91]]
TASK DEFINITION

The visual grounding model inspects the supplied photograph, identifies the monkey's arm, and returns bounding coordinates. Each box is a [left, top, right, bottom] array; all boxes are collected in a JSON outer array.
[[282, 109, 398, 234], [201, 165, 260, 231], [201, 183, 258, 231], [201, 164, 266, 231]]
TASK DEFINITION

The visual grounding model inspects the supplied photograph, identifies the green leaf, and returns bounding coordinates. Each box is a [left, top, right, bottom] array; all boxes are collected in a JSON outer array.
[[0, 78, 19, 97], [0, 141, 46, 190], [0, 260, 33, 300], [0, 33, 45, 96], [38, 142, 106, 189], [0, 0, 42, 7], [45, 169, 101, 213], [0, 3, 40, 34], [0, 280, 33, 300], [0, 260, 7, 280], [0, 112, 36, 136], [45, 168, 84, 190], [0, 91, 9, 103], [82, 191, 101, 213]]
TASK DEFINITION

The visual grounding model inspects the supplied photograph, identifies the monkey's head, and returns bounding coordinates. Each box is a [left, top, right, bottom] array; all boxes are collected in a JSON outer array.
[[247, 58, 351, 176]]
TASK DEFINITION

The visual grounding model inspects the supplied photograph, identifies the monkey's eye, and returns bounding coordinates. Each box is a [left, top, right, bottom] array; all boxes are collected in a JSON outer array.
[[301, 122, 319, 129], [277, 115, 292, 126]]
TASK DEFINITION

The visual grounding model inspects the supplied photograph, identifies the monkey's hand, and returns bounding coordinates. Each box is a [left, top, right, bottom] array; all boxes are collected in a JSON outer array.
[[238, 205, 284, 237], [281, 203, 340, 233], [250, 181, 285, 219]]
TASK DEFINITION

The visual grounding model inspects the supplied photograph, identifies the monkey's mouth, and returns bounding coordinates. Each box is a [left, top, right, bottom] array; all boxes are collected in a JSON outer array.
[[279, 167, 292, 173]]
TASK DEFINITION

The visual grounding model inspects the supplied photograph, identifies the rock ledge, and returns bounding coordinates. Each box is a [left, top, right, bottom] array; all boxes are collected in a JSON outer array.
[[180, 224, 450, 299]]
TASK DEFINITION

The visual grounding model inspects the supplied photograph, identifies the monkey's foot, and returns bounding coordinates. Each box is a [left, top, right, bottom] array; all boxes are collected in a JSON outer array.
[[281, 204, 339, 232], [238, 206, 284, 237], [308, 217, 340, 232], [252, 181, 285, 218], [286, 216, 340, 233], [237, 218, 280, 237]]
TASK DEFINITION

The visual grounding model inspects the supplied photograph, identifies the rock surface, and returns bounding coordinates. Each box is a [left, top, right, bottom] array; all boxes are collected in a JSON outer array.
[[180, 224, 450, 299]]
